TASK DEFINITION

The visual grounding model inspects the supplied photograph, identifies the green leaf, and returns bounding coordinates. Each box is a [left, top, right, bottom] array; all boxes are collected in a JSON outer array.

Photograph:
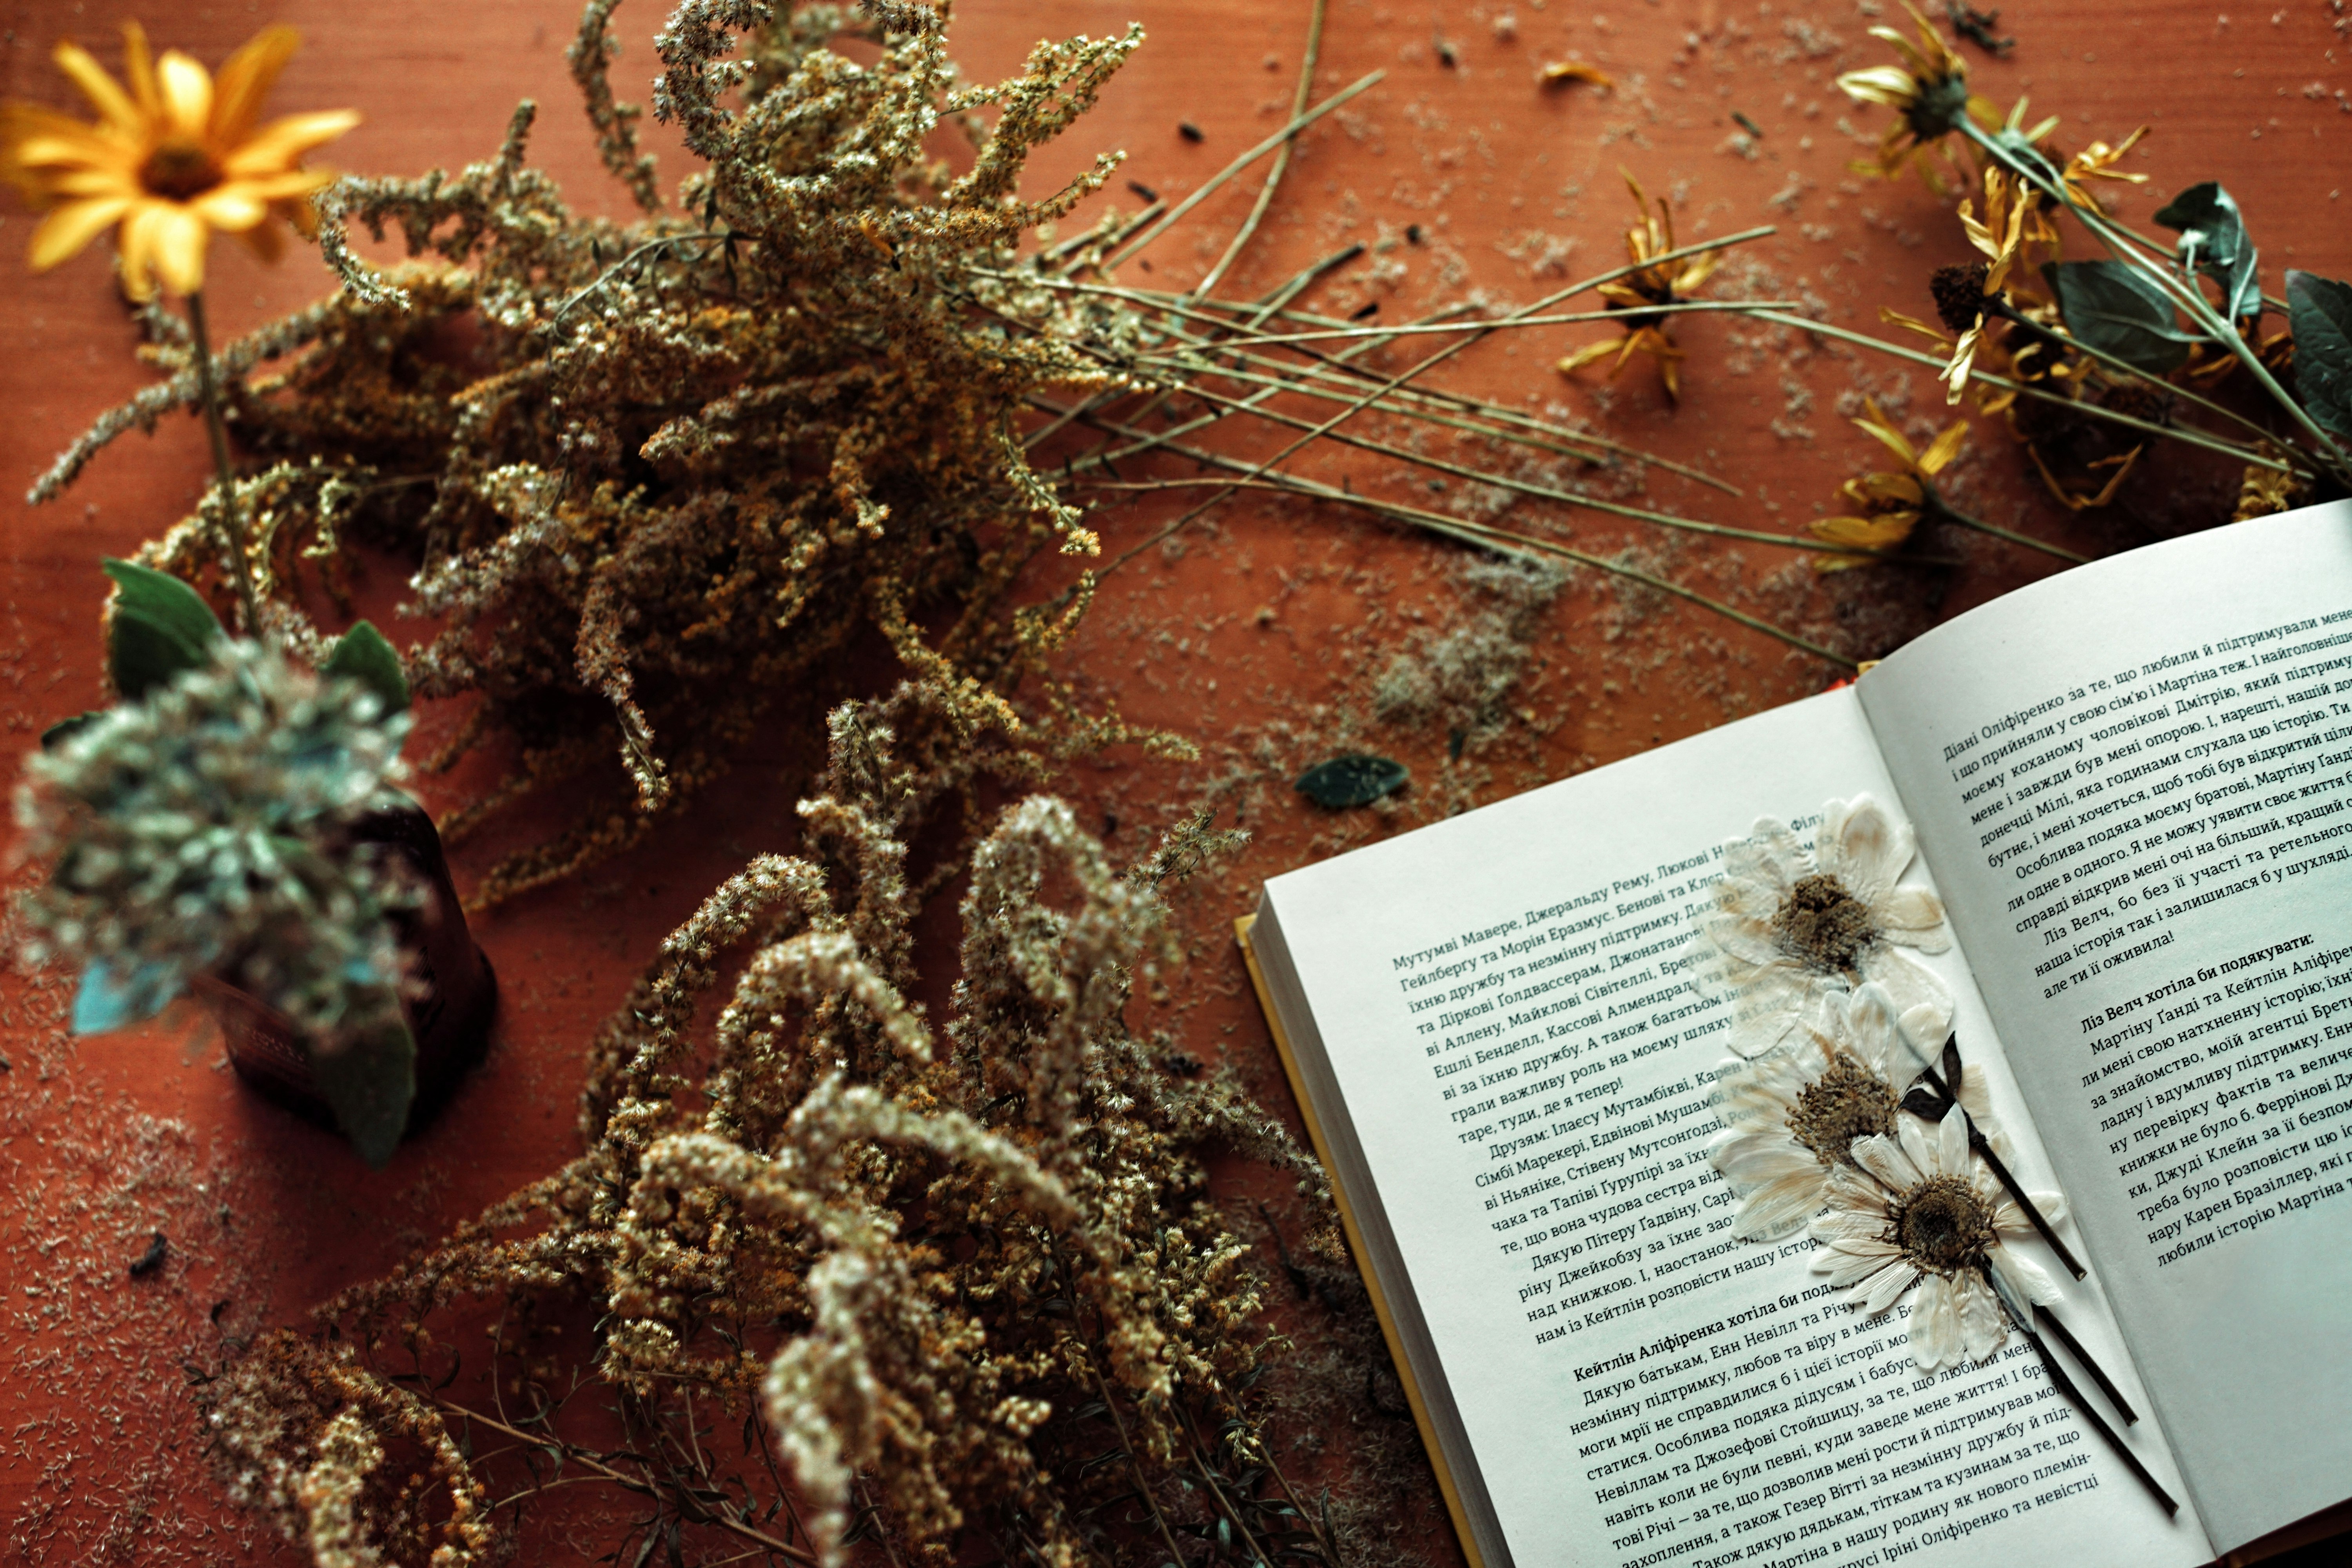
[[40, 711, 106, 750], [321, 620, 411, 714], [1294, 754, 1408, 808], [2042, 261, 2195, 376], [2286, 270, 2352, 439], [309, 1014, 416, 1168], [102, 558, 224, 700], [2153, 181, 2259, 322]]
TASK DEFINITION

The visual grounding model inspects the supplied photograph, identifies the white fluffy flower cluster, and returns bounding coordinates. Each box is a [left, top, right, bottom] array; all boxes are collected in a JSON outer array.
[[1683, 795, 2063, 1372], [15, 637, 417, 1049]]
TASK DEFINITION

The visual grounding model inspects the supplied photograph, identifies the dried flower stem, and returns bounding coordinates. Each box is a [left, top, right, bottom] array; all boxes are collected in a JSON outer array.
[[1188, 0, 1328, 301], [445, 1401, 822, 1564], [1920, 494, 2087, 564], [1087, 1361, 1189, 1568], [2032, 1304, 2137, 1423], [183, 292, 266, 635], [1984, 1271, 2179, 1515], [1740, 309, 2301, 475], [1102, 69, 1387, 271], [1090, 225, 1781, 571], [1072, 427, 1859, 666]]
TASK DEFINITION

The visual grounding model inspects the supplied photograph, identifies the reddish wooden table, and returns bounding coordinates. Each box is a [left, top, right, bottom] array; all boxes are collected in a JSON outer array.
[[0, 0, 2343, 1561]]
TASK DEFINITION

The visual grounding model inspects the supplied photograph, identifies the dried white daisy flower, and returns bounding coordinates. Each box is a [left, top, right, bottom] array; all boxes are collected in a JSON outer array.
[[1811, 1108, 2064, 1373], [1684, 794, 1953, 1057], [1707, 983, 1971, 1240]]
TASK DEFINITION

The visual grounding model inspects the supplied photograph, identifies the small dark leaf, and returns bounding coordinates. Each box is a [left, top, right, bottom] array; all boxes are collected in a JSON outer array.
[[2154, 181, 2259, 321], [1899, 1086, 1949, 1122], [309, 1013, 417, 1168], [40, 711, 105, 750], [1940, 1035, 1963, 1090], [102, 558, 225, 700], [2043, 261, 2195, 375], [2287, 270, 2352, 439], [1294, 754, 1408, 809], [128, 1230, 168, 1278], [321, 620, 412, 715]]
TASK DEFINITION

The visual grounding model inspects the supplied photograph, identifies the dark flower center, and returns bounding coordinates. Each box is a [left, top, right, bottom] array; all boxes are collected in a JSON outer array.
[[1784, 1053, 1900, 1168], [1892, 1174, 1995, 1274], [1774, 873, 1877, 974], [140, 138, 224, 202], [1902, 70, 1973, 143], [1931, 261, 1991, 333]]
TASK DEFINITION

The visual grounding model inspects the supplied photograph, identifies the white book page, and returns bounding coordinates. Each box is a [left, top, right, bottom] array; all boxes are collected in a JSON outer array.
[[1858, 499, 2352, 1552], [1262, 690, 2203, 1568]]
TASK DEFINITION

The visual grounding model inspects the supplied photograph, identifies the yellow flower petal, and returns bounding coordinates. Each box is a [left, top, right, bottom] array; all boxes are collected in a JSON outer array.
[[1853, 412, 1921, 469], [210, 25, 301, 144], [1556, 339, 1621, 375], [220, 109, 359, 178], [1917, 419, 1969, 475], [50, 41, 138, 129], [149, 201, 210, 294], [116, 200, 169, 299], [192, 187, 267, 230], [121, 22, 159, 118], [25, 194, 130, 270], [155, 50, 215, 142]]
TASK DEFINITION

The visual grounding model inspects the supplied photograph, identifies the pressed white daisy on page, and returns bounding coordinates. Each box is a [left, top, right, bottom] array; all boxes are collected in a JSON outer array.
[[1705, 983, 1972, 1241], [1683, 794, 1954, 1058], [1811, 1109, 2065, 1374]]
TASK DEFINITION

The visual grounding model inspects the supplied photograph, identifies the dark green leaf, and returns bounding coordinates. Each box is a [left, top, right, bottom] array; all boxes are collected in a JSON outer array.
[[2154, 181, 2259, 322], [1294, 754, 1408, 809], [40, 711, 106, 750], [102, 558, 224, 700], [2287, 270, 2352, 439], [321, 620, 412, 714], [309, 1013, 416, 1168], [2042, 261, 2195, 375]]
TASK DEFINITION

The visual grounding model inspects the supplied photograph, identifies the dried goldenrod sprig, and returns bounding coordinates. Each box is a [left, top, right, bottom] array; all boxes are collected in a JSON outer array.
[[205, 677, 1314, 1568], [38, 2, 1184, 906]]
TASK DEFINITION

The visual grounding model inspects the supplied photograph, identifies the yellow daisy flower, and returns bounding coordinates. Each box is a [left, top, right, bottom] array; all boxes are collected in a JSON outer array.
[[1555, 171, 1717, 402], [1836, 2, 1996, 190], [0, 23, 359, 299], [1808, 399, 1969, 570]]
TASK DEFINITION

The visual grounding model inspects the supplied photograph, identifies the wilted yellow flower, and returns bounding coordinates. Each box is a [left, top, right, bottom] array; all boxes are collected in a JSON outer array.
[[2233, 459, 2305, 522], [1809, 399, 1969, 570], [2056, 127, 2150, 210], [1837, 3, 1995, 189], [1555, 171, 1717, 402], [0, 23, 358, 299]]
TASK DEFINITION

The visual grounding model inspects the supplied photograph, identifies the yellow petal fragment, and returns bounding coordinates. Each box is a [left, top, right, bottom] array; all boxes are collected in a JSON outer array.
[[1541, 59, 1614, 89]]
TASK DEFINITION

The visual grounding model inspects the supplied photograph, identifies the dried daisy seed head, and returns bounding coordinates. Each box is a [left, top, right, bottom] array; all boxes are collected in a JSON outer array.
[[1930, 260, 1990, 331], [1773, 871, 1879, 975], [1890, 1173, 1998, 1274], [1782, 1050, 1901, 1169]]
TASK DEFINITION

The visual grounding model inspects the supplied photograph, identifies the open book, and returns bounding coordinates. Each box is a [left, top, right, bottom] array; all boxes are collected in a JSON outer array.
[[1245, 499, 2352, 1568]]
